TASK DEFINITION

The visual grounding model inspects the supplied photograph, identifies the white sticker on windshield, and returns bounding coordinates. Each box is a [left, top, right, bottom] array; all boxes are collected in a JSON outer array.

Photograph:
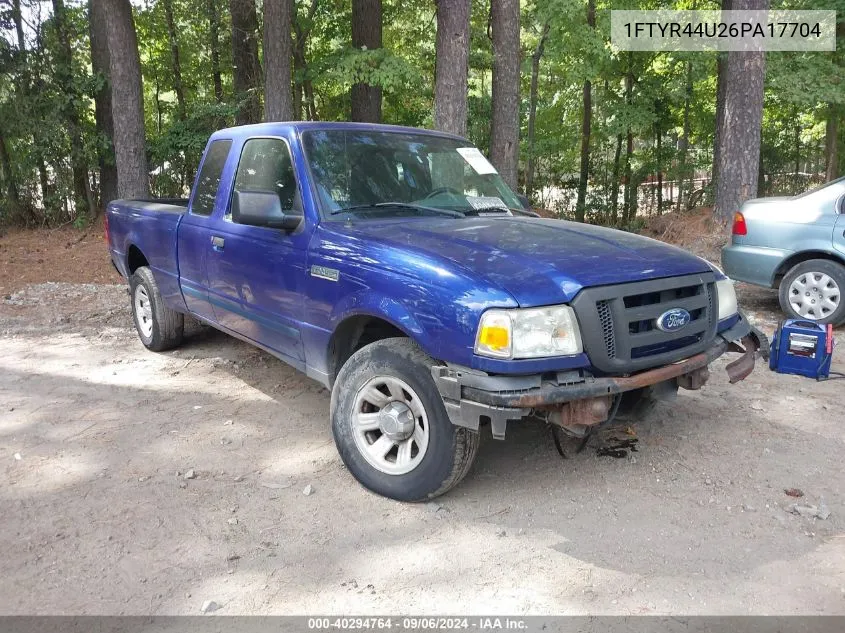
[[456, 147, 498, 175], [466, 196, 508, 211]]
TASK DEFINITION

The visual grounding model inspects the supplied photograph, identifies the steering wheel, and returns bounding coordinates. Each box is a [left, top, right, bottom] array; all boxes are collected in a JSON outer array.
[[423, 186, 462, 200]]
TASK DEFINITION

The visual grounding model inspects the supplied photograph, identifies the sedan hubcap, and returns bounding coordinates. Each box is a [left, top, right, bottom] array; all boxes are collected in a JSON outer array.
[[134, 285, 154, 338], [788, 272, 840, 320], [352, 376, 429, 476]]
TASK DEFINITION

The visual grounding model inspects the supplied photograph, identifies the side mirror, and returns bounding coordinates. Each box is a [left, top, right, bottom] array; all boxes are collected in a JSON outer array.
[[232, 190, 302, 231]]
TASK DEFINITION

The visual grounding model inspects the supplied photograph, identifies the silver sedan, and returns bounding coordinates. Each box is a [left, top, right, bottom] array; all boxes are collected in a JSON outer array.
[[722, 177, 845, 325]]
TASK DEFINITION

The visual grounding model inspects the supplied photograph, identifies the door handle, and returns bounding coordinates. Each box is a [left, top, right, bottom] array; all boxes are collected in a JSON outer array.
[[211, 236, 225, 252]]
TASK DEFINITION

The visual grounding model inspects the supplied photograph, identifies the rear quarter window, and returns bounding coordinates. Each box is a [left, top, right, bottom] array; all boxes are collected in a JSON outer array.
[[191, 140, 233, 216]]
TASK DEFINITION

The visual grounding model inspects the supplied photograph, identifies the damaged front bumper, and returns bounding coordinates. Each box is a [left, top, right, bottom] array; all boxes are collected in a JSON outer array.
[[432, 314, 768, 440]]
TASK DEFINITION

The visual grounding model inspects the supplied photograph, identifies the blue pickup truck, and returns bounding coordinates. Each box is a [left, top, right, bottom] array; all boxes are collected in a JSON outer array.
[[106, 122, 762, 501]]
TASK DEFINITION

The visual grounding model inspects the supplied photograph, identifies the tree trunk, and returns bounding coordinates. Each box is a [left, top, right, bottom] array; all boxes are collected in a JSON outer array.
[[89, 0, 118, 211], [676, 60, 693, 212], [826, 108, 839, 182], [794, 108, 801, 192], [53, 0, 95, 218], [305, 79, 317, 120], [489, 0, 520, 188], [655, 119, 663, 214], [264, 0, 295, 121], [0, 125, 23, 223], [622, 54, 634, 224], [162, 0, 187, 120], [526, 23, 549, 198], [574, 79, 592, 223], [610, 134, 622, 225], [434, 0, 470, 136], [293, 74, 303, 119], [351, 0, 382, 123], [38, 162, 51, 211], [207, 0, 224, 103], [154, 73, 163, 134], [102, 0, 149, 199], [12, 0, 46, 219], [623, 130, 633, 224], [12, 0, 25, 52], [230, 0, 262, 124], [573, 0, 595, 222], [713, 0, 767, 222], [711, 0, 732, 191]]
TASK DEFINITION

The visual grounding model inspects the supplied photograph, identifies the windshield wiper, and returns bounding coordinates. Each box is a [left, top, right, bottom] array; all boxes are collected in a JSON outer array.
[[459, 205, 539, 218], [330, 202, 464, 218]]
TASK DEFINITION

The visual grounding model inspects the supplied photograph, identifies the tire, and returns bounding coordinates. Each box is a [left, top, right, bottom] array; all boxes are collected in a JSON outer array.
[[129, 266, 184, 351], [778, 259, 845, 325], [330, 338, 480, 502]]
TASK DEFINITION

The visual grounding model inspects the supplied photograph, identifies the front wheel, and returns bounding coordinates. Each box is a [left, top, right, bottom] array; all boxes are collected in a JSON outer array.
[[778, 259, 845, 325], [330, 338, 479, 502]]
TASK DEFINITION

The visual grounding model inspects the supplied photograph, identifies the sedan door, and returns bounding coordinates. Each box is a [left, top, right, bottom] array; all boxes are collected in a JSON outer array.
[[205, 137, 309, 366], [835, 193, 845, 256]]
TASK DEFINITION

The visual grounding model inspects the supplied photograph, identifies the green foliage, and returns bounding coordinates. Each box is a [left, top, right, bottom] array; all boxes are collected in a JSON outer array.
[[0, 0, 843, 227]]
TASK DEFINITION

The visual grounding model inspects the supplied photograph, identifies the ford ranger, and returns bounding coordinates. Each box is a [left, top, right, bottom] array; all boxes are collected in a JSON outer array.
[[106, 122, 763, 501]]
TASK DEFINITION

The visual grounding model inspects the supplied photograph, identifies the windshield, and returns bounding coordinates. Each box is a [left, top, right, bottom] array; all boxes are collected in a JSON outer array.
[[302, 129, 523, 218]]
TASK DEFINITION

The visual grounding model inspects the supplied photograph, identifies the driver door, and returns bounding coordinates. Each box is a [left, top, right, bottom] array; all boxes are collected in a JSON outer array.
[[206, 137, 308, 365]]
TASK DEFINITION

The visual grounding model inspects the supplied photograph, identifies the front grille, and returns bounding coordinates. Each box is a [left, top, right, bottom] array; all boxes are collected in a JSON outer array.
[[596, 300, 616, 359], [571, 272, 718, 374]]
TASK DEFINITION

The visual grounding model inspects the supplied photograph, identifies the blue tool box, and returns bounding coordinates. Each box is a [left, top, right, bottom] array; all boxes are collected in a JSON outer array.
[[769, 319, 835, 380]]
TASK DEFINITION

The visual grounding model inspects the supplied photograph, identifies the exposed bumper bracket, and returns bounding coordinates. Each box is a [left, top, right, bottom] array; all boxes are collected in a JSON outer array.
[[432, 314, 765, 440]]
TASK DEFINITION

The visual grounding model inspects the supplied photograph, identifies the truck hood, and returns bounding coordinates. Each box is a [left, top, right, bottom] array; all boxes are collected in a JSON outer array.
[[327, 217, 712, 307]]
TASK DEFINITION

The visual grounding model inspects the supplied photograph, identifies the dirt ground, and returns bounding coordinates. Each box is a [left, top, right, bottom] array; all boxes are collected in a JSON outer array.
[[1, 225, 845, 616]]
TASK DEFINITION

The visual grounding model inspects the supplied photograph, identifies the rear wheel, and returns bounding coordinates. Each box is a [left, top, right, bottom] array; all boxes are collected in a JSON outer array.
[[778, 259, 845, 325], [331, 338, 479, 501], [130, 266, 184, 351]]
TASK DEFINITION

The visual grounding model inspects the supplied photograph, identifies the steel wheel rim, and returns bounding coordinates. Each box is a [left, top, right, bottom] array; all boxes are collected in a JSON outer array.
[[134, 285, 154, 338], [788, 272, 840, 320], [351, 375, 430, 476]]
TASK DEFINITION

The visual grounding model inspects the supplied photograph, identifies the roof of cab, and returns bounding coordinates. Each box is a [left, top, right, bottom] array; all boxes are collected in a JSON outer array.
[[208, 121, 468, 143]]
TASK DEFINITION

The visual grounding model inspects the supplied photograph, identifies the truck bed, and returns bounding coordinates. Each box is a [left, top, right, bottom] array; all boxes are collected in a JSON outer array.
[[106, 198, 190, 313], [112, 198, 190, 215]]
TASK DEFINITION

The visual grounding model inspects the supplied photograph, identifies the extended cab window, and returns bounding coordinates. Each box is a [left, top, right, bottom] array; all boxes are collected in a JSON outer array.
[[230, 138, 298, 219], [192, 140, 232, 216]]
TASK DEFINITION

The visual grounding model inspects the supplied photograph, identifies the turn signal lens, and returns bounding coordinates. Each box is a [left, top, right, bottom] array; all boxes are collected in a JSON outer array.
[[479, 325, 509, 350], [732, 212, 747, 236], [475, 311, 512, 358]]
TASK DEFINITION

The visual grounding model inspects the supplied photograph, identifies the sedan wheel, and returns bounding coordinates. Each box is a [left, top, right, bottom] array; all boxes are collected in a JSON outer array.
[[787, 271, 840, 320], [779, 259, 845, 325]]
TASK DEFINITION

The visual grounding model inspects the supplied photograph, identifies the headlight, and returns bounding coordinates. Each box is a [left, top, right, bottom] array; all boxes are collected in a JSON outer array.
[[716, 278, 738, 320], [475, 306, 583, 359]]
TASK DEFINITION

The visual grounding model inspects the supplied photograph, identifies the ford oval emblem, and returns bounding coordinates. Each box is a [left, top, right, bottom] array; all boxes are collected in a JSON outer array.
[[656, 308, 691, 332]]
